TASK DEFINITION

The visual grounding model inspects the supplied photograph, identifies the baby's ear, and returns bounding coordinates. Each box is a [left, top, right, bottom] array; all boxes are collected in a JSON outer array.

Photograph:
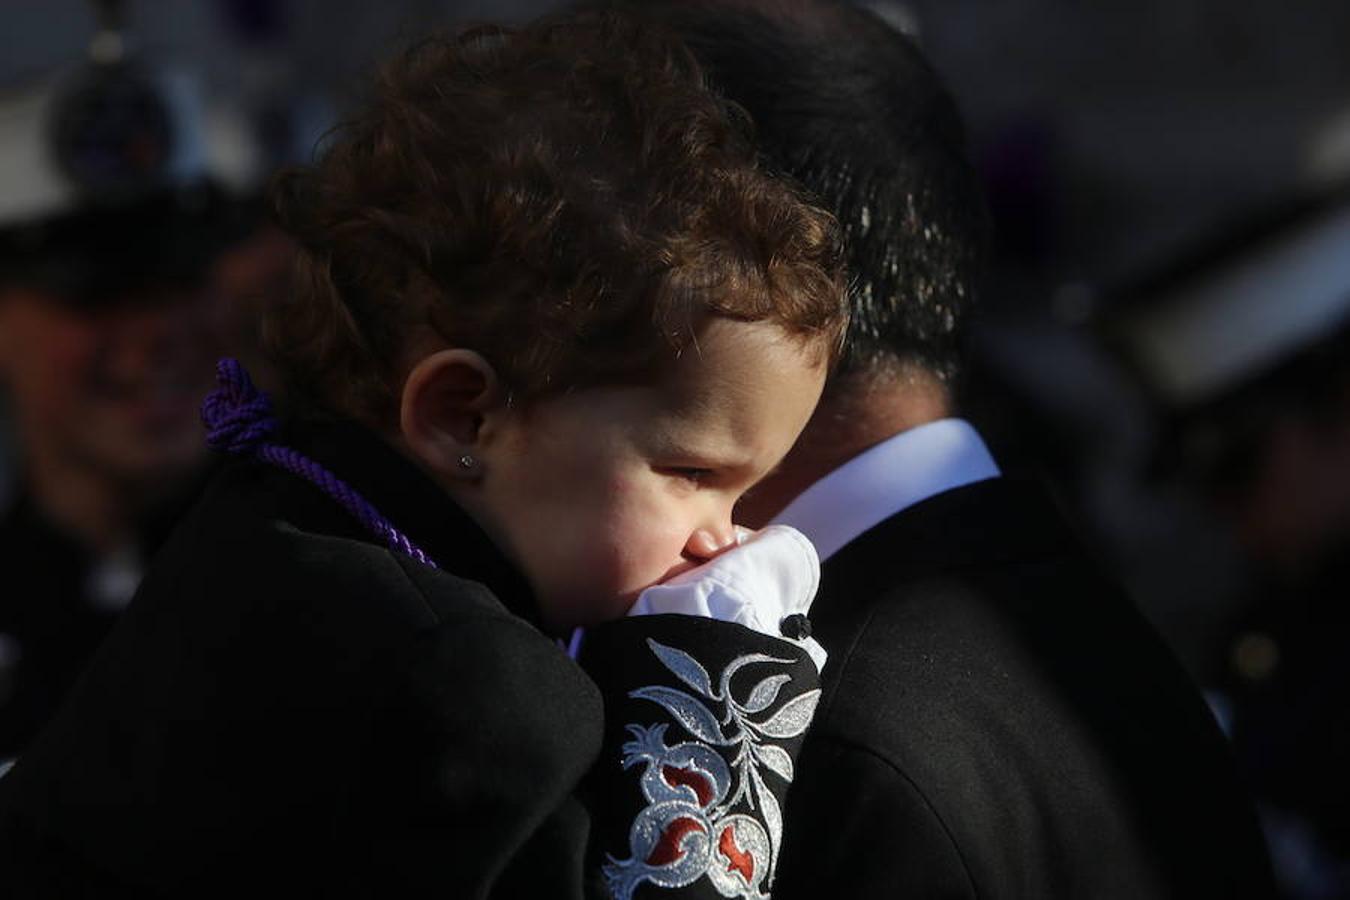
[[398, 348, 505, 480]]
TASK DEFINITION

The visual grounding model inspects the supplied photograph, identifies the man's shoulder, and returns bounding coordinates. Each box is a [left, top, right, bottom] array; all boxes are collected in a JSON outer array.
[[795, 477, 1275, 897], [810, 514, 1128, 765], [811, 474, 1210, 763], [808, 474, 1090, 657], [828, 474, 1078, 576]]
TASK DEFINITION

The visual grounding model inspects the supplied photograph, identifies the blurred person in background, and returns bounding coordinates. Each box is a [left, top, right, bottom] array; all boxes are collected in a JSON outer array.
[[1219, 333, 1350, 897], [0, 10, 264, 763], [1105, 187, 1350, 896], [621, 0, 1279, 895]]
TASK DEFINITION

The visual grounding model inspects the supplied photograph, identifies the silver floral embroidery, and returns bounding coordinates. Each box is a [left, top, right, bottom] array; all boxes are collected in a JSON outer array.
[[604, 639, 820, 900]]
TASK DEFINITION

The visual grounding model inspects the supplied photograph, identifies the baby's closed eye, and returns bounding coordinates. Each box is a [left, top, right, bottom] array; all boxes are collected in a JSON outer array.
[[656, 466, 715, 486]]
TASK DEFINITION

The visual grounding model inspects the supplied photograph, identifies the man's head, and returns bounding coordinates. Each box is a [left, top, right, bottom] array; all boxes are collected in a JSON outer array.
[[613, 0, 988, 521]]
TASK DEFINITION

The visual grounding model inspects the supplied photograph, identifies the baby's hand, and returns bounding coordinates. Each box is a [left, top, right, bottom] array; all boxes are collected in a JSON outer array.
[[627, 525, 828, 671]]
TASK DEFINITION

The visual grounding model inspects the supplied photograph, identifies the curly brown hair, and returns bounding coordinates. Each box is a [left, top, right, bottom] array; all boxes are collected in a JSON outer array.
[[266, 11, 846, 425]]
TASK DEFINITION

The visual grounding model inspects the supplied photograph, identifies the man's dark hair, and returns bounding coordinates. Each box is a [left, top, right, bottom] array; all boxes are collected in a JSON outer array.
[[608, 0, 987, 385]]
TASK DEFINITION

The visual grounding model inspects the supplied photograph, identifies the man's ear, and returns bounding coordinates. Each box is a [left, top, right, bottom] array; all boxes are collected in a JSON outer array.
[[399, 348, 505, 480]]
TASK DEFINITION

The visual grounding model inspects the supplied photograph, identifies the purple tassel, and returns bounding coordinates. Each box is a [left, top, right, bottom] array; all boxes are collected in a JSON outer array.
[[200, 358, 437, 569], [202, 358, 278, 454]]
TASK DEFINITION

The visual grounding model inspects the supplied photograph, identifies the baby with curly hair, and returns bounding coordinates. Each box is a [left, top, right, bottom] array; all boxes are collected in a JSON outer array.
[[0, 11, 845, 897]]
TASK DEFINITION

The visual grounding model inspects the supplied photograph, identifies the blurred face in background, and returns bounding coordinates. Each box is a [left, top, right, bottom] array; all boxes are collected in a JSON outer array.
[[0, 285, 220, 486]]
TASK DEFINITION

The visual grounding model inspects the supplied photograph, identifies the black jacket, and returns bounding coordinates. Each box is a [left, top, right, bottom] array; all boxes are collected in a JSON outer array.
[[0, 492, 125, 761], [774, 476, 1276, 899], [0, 473, 207, 761], [0, 420, 818, 898]]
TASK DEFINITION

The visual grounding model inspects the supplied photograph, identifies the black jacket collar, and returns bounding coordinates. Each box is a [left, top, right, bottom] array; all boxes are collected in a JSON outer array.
[[269, 416, 539, 625], [818, 475, 1081, 604]]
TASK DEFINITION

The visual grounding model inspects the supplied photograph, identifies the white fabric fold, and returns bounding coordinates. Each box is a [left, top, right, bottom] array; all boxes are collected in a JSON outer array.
[[628, 525, 828, 672]]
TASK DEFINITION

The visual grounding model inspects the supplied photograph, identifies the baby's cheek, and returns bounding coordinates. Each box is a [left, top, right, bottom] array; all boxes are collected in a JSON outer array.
[[538, 520, 638, 624], [549, 539, 690, 627], [584, 505, 663, 570], [581, 521, 646, 590], [561, 475, 689, 611], [607, 518, 692, 596]]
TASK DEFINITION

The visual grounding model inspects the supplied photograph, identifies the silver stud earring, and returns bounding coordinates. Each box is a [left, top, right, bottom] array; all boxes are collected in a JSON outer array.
[[457, 453, 476, 471]]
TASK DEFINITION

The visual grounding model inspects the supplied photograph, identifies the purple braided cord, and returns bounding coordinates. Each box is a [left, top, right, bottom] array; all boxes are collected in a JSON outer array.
[[201, 358, 437, 569]]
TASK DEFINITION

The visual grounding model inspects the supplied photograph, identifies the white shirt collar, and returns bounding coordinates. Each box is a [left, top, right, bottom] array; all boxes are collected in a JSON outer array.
[[770, 418, 1000, 562]]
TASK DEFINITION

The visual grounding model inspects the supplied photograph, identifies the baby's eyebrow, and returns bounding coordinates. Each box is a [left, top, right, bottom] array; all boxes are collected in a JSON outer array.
[[649, 433, 751, 469]]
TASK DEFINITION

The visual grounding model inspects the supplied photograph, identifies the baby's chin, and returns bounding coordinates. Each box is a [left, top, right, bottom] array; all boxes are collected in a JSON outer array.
[[539, 562, 701, 633], [610, 562, 702, 614], [537, 587, 641, 634], [653, 556, 707, 585]]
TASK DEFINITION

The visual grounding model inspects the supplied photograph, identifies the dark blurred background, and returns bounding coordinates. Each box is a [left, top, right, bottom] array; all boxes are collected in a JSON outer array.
[[1, 0, 1347, 895]]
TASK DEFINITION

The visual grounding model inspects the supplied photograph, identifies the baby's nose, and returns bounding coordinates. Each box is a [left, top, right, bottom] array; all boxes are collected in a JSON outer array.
[[683, 525, 737, 561]]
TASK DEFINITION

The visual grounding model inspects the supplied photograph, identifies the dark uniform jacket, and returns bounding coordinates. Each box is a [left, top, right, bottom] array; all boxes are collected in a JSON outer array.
[[0, 493, 125, 762], [773, 475, 1277, 899], [0, 421, 818, 898], [0, 476, 206, 761]]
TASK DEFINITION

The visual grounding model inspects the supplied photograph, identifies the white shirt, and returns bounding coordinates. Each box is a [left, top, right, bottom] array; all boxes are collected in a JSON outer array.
[[770, 418, 1001, 562]]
